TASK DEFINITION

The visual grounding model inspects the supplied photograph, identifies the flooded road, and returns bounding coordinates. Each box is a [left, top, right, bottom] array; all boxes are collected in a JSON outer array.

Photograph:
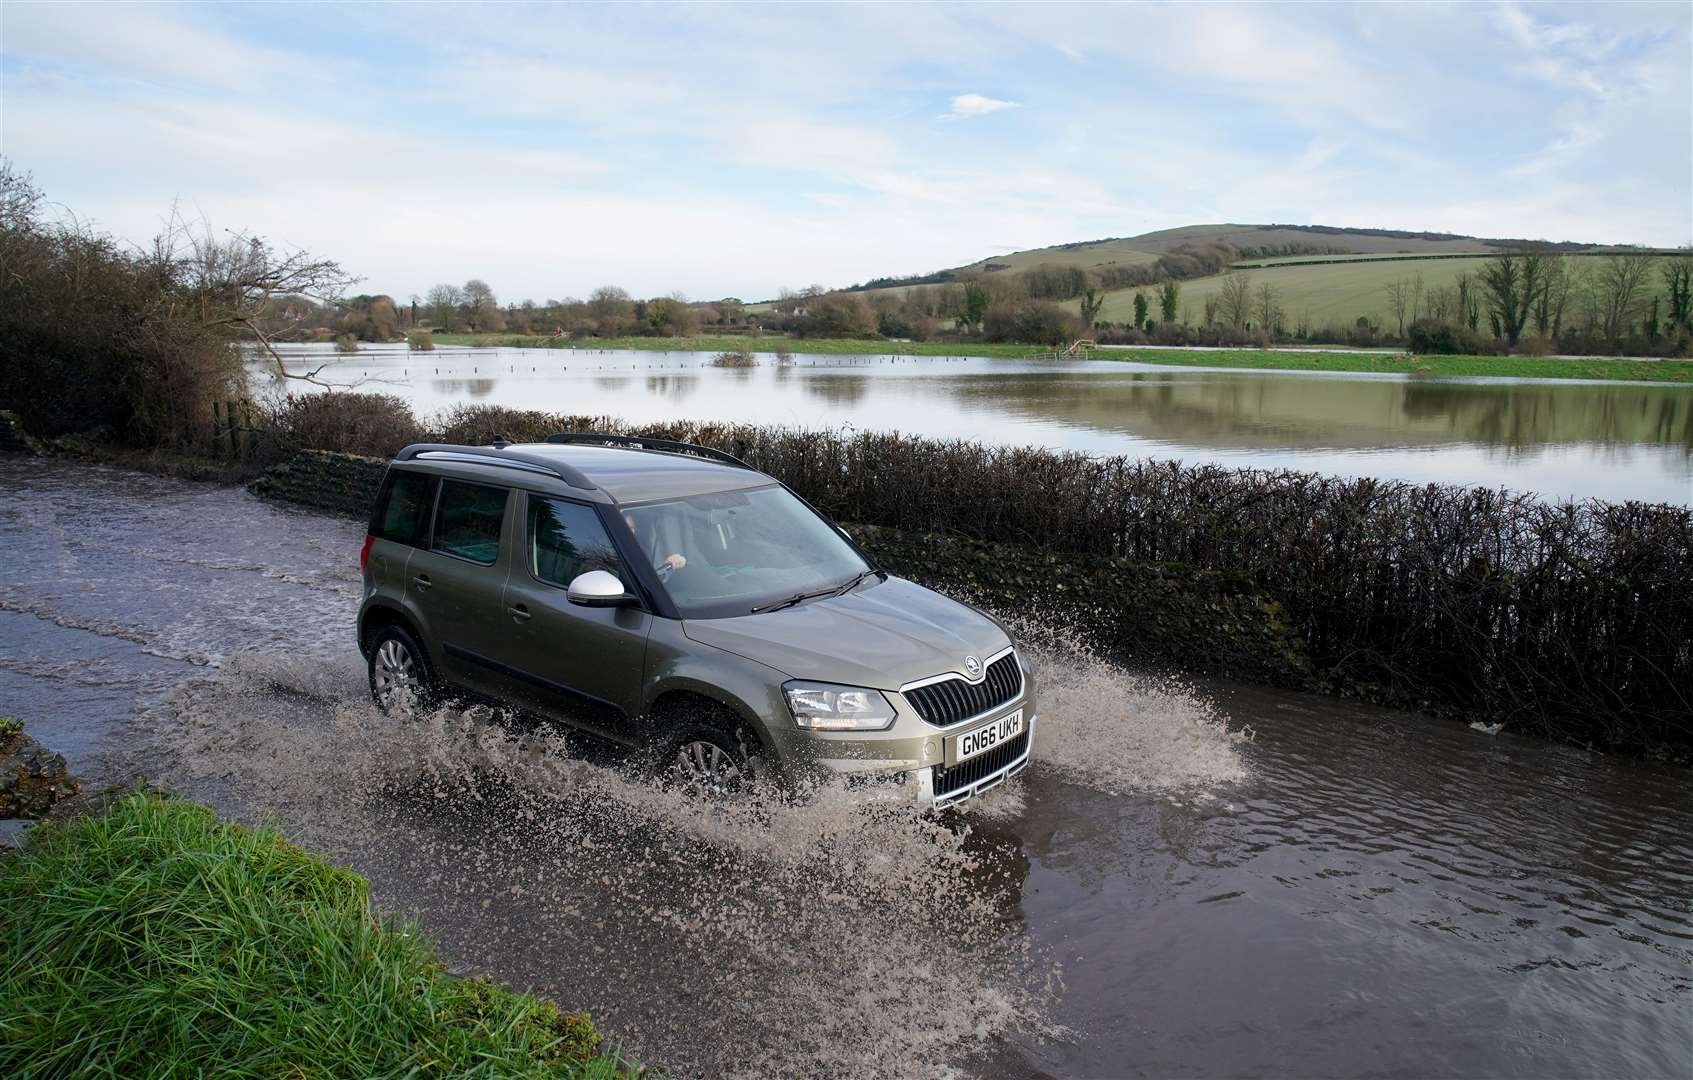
[[4, 457, 1690, 1078]]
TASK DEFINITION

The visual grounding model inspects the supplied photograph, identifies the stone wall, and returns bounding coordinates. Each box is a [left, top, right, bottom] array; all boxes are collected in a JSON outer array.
[[248, 450, 1313, 684], [248, 449, 388, 519], [0, 410, 43, 455], [1, 730, 80, 819]]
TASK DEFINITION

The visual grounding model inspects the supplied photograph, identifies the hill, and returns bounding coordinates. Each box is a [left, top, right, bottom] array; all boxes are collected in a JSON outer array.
[[851, 223, 1558, 292], [839, 223, 1670, 336]]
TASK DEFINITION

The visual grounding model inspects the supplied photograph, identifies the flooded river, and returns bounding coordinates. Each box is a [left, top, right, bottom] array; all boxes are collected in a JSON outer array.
[[4, 457, 1691, 1078], [261, 343, 1693, 505]]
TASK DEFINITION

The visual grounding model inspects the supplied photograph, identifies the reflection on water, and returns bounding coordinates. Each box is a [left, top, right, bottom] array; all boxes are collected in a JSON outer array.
[[258, 344, 1693, 504]]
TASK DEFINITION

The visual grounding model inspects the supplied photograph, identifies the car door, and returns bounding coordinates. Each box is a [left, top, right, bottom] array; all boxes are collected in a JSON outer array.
[[406, 478, 515, 698], [499, 492, 652, 743]]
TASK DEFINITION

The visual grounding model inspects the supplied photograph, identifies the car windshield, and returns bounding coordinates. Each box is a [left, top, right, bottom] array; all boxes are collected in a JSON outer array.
[[620, 484, 869, 619]]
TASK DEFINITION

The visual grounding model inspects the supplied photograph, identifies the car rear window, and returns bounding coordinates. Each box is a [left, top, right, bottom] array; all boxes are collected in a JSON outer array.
[[432, 480, 508, 565], [371, 469, 436, 548]]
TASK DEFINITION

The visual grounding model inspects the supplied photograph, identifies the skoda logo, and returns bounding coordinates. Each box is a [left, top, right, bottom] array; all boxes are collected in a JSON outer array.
[[962, 655, 982, 679]]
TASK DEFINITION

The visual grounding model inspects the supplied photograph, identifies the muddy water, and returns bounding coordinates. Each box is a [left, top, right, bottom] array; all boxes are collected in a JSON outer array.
[[3, 457, 1690, 1078]]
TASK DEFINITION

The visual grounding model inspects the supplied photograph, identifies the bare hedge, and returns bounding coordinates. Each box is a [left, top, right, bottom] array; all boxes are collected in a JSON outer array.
[[614, 421, 1693, 753], [262, 398, 1693, 754]]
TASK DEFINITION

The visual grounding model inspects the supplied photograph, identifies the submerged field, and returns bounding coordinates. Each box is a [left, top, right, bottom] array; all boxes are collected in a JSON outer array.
[[1092, 348, 1693, 382], [424, 333, 1693, 382]]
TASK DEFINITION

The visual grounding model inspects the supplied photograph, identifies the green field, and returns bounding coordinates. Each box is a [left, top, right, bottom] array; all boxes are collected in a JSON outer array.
[[430, 334, 1693, 382], [0, 793, 632, 1078], [1070, 254, 1676, 331], [1077, 256, 1499, 327]]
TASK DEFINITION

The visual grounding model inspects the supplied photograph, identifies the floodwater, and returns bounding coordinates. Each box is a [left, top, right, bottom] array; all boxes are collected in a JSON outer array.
[[260, 342, 1693, 505], [4, 457, 1691, 1078]]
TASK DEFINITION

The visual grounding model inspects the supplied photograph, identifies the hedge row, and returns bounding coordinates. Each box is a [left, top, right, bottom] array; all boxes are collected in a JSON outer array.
[[246, 400, 1692, 756]]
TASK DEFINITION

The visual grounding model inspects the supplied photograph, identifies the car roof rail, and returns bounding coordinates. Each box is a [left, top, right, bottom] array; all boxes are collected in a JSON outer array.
[[394, 443, 597, 490], [543, 431, 753, 470]]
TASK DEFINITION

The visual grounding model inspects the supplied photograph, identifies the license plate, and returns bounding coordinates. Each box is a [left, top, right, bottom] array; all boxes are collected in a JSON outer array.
[[952, 709, 1024, 765]]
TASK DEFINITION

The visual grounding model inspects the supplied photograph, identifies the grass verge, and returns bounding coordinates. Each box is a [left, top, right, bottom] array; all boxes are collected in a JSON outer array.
[[0, 792, 636, 1079], [427, 334, 1693, 382]]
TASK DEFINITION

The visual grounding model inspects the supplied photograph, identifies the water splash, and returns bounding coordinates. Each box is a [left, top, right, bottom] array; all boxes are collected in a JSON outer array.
[[146, 656, 1073, 1079]]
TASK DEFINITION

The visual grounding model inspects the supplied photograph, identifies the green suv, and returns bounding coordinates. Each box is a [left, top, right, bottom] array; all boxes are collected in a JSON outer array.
[[356, 433, 1034, 808]]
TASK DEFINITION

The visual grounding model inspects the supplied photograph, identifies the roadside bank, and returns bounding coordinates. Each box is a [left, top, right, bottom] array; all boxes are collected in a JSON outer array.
[[0, 791, 632, 1078]]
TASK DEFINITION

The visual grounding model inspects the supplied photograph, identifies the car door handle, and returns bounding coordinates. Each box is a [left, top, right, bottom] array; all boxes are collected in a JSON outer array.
[[412, 573, 432, 590], [507, 603, 531, 623]]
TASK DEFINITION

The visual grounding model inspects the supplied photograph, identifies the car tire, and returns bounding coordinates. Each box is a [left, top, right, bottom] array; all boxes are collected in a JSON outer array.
[[368, 624, 435, 714], [654, 711, 767, 797]]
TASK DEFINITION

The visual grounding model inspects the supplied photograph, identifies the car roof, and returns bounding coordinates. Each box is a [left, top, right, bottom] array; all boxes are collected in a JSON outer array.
[[394, 441, 775, 505]]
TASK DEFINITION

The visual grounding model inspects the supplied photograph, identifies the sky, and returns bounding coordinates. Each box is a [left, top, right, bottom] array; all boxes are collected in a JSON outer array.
[[1, 1, 1688, 303]]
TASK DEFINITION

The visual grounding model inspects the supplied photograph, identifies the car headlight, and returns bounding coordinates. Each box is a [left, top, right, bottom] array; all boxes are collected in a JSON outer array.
[[783, 681, 897, 731]]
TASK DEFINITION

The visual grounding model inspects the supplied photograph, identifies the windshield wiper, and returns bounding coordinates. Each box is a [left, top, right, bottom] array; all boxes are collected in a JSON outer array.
[[751, 569, 883, 614], [750, 585, 838, 615], [831, 568, 881, 598]]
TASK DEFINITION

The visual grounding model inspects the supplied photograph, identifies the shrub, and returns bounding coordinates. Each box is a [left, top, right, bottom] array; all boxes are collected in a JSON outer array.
[[0, 162, 349, 450], [1406, 318, 1500, 356], [710, 350, 756, 368], [270, 392, 423, 457], [0, 166, 245, 447], [333, 333, 359, 354], [406, 330, 434, 351], [430, 405, 613, 447]]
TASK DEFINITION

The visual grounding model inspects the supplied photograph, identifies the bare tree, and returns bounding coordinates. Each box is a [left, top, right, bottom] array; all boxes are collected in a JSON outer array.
[[1454, 271, 1481, 330], [588, 285, 633, 331], [1217, 271, 1252, 329], [1532, 255, 1569, 338], [1385, 277, 1412, 337], [1424, 285, 1456, 324], [1595, 252, 1656, 339], [1253, 281, 1281, 336], [1478, 251, 1555, 348], [157, 206, 357, 386], [426, 283, 462, 332]]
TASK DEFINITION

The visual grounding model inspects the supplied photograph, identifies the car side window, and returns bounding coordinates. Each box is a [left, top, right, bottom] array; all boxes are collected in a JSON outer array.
[[432, 480, 507, 565], [529, 496, 626, 587], [372, 469, 437, 548]]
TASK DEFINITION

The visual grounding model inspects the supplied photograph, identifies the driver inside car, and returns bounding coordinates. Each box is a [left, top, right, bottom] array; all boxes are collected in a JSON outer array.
[[624, 511, 686, 574]]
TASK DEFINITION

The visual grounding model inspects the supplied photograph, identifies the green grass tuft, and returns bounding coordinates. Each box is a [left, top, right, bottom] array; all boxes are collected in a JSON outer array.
[[0, 793, 637, 1079]]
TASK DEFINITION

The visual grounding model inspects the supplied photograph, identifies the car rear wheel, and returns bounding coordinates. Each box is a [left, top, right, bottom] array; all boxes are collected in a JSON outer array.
[[368, 624, 434, 714]]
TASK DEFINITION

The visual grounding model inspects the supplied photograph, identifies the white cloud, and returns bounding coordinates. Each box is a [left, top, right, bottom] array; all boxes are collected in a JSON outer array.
[[943, 93, 1023, 119], [0, 0, 1686, 302]]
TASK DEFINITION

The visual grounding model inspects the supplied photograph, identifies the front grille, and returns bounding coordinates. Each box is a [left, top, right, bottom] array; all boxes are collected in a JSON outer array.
[[903, 653, 1022, 728], [932, 729, 1031, 798]]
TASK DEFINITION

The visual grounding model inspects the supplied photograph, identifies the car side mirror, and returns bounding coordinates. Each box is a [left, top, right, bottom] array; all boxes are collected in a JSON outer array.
[[566, 569, 637, 607]]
